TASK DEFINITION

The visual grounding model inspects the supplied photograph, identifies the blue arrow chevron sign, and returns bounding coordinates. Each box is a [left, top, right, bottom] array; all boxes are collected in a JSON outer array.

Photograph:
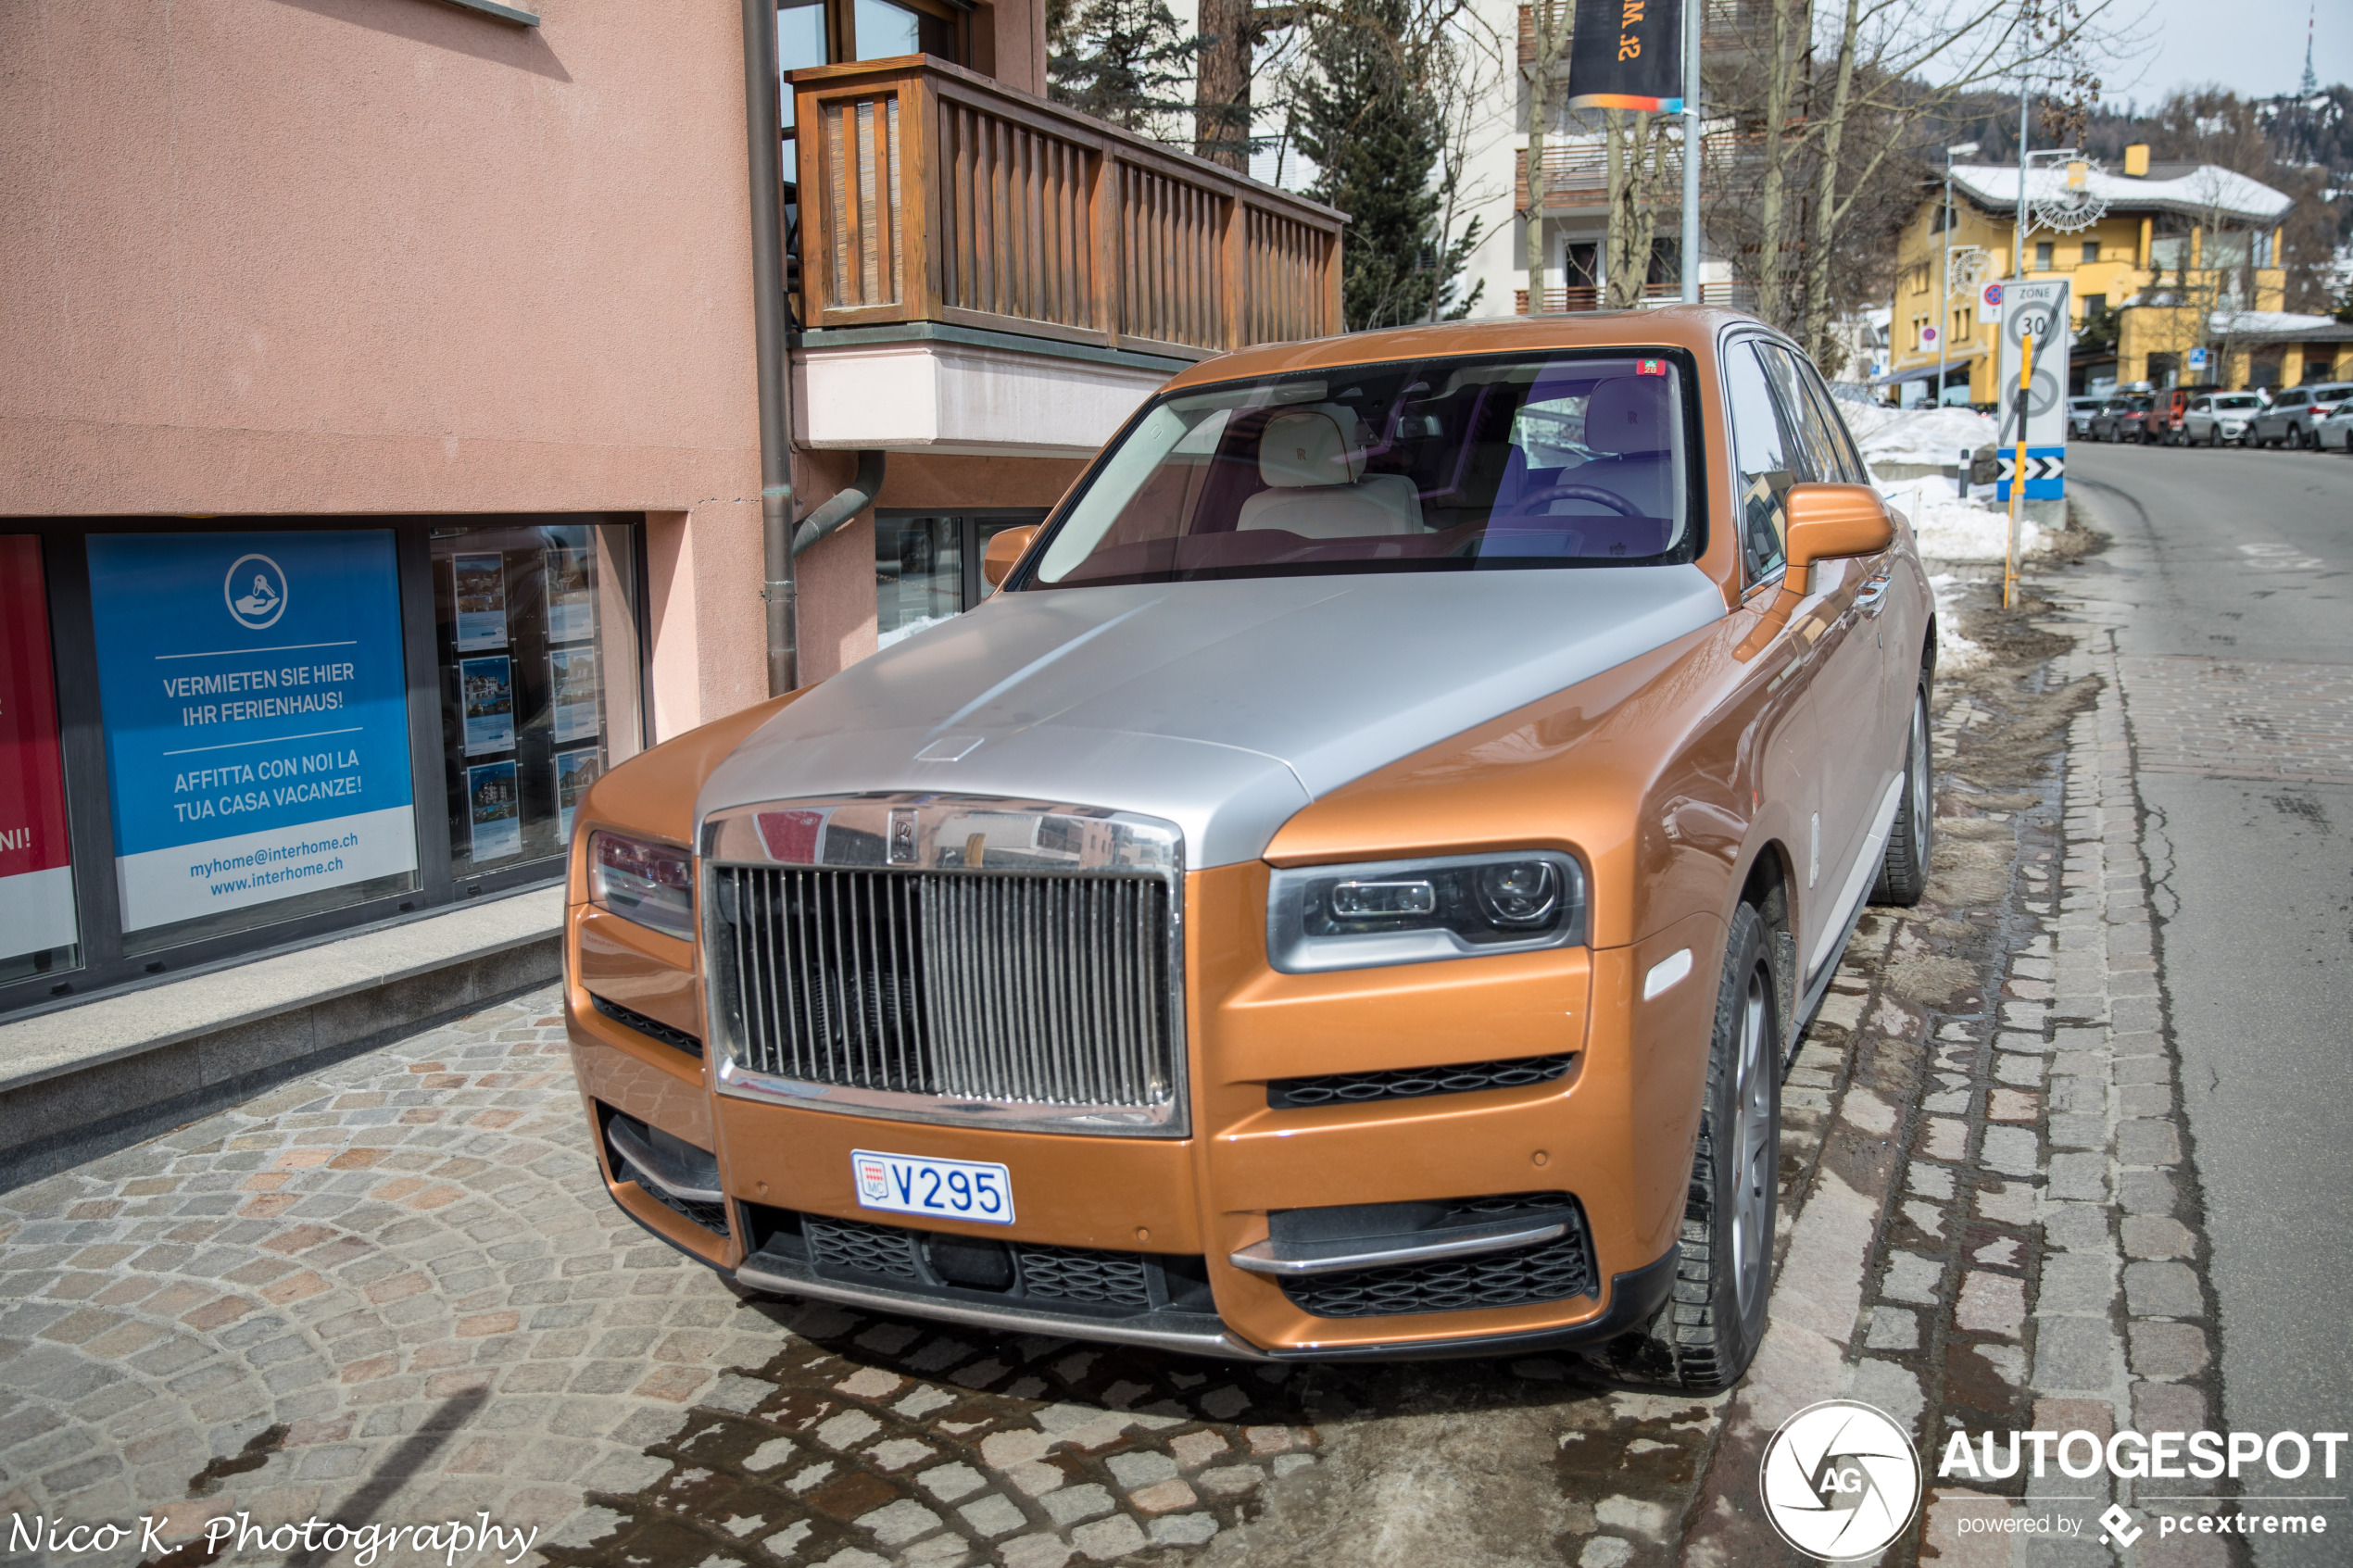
[[1995, 447, 2066, 501]]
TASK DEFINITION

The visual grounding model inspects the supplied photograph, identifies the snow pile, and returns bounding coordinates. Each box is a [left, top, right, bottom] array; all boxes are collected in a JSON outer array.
[[1878, 474, 2043, 564], [1840, 402, 2000, 469], [1928, 572, 1987, 672]]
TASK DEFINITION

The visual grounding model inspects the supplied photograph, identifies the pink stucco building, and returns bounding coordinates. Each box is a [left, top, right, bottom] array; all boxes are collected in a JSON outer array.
[[0, 0, 1340, 1015]]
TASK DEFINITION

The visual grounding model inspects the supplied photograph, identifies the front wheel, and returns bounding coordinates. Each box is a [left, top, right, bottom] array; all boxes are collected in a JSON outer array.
[[2209, 426, 2222, 446], [1595, 905, 1780, 1392]]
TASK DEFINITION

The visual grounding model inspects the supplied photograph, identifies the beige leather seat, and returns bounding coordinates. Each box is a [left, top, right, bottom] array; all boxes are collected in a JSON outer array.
[[1235, 406, 1424, 538]]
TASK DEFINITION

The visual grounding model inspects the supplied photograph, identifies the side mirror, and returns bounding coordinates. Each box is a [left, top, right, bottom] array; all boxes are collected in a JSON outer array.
[[981, 524, 1040, 589], [1782, 483, 1894, 572]]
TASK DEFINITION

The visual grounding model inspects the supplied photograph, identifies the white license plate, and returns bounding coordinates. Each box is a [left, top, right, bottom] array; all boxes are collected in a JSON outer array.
[[851, 1149, 1016, 1225]]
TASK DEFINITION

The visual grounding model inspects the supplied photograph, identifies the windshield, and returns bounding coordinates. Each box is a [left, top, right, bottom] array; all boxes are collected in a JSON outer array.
[[2217, 395, 2260, 409], [1025, 351, 1697, 589]]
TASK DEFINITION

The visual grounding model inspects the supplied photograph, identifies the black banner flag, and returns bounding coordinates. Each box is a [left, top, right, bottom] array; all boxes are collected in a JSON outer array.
[[1565, 0, 1684, 111]]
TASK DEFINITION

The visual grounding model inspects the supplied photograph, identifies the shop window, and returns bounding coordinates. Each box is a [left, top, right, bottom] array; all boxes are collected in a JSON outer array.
[[85, 530, 420, 954], [432, 523, 644, 880], [1, 536, 79, 985], [876, 513, 1045, 648]]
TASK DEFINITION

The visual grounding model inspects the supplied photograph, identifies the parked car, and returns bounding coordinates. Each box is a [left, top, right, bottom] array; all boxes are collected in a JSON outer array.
[[2252, 383, 2353, 448], [2184, 392, 2263, 446], [2067, 396, 2104, 439], [2150, 384, 2221, 445], [562, 310, 1933, 1389], [2318, 399, 2353, 452], [2090, 395, 2153, 442]]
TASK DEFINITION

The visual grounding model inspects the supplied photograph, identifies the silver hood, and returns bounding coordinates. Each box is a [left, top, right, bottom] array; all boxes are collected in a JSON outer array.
[[698, 567, 1726, 867]]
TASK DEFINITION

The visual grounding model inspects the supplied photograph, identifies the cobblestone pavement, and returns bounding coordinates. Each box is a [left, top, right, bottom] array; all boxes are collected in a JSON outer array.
[[0, 1003, 784, 1566], [2113, 655, 2353, 787], [0, 550, 2204, 1568]]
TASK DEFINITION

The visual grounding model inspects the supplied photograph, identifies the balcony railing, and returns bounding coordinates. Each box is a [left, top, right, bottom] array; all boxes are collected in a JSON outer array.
[[789, 57, 1346, 358], [1514, 282, 1757, 314], [1514, 131, 1760, 211]]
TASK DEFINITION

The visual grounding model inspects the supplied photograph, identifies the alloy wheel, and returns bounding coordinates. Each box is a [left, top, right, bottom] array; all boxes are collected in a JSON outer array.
[[1909, 692, 1932, 868], [1730, 962, 1775, 1324]]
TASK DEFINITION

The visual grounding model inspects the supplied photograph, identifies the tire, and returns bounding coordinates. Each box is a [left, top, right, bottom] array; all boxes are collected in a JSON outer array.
[[1595, 904, 1780, 1393], [2208, 426, 2221, 446], [1872, 682, 1933, 905]]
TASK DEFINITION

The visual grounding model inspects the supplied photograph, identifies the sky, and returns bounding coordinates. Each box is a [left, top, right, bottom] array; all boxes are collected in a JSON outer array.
[[2109, 0, 2349, 104]]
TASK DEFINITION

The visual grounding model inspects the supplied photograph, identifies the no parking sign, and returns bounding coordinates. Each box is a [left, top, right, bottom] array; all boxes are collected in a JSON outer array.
[[1994, 279, 2070, 502]]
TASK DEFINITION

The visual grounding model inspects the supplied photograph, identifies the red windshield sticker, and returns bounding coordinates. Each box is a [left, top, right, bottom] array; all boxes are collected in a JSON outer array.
[[1637, 358, 1666, 376]]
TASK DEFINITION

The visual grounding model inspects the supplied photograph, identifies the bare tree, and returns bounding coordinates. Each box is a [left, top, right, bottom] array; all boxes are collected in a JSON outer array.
[[1193, 0, 1309, 169], [1604, 108, 1673, 307], [1710, 0, 2135, 357], [1520, 0, 1577, 307], [1427, 15, 1506, 320]]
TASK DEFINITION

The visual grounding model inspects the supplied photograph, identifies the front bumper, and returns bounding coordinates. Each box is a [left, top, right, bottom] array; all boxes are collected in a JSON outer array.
[[568, 870, 1720, 1361]]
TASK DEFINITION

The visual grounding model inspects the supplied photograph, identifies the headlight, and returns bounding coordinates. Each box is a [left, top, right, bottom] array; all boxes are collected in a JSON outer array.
[[1266, 850, 1586, 973], [588, 830, 696, 939]]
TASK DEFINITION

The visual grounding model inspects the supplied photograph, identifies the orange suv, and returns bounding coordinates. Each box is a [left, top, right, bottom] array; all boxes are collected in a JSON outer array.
[[562, 308, 1933, 1389]]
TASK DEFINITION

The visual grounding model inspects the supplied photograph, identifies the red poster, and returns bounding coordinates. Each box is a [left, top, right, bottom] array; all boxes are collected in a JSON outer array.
[[1, 536, 78, 964]]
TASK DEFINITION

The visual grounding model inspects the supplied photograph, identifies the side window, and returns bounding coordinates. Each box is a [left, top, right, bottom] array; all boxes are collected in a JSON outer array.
[[1753, 344, 1836, 483], [1760, 343, 1865, 484], [1724, 340, 1801, 585], [1793, 355, 1872, 483]]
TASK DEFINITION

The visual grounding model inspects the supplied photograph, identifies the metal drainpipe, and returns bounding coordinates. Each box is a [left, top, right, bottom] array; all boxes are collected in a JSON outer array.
[[742, 0, 797, 695], [793, 450, 887, 558]]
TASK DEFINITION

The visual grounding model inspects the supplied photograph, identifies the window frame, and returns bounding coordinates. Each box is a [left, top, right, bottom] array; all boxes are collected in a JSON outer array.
[[874, 508, 1050, 642]]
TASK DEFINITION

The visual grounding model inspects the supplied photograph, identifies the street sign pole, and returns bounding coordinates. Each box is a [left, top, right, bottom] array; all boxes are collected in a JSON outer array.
[[2007, 331, 2032, 608], [1680, 0, 1701, 303]]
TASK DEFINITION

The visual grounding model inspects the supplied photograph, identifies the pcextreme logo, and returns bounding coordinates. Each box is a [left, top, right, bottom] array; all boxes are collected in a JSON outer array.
[[1759, 1400, 1923, 1561]]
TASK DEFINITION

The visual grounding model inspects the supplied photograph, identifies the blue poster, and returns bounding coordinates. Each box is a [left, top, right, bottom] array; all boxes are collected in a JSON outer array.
[[87, 532, 418, 933]]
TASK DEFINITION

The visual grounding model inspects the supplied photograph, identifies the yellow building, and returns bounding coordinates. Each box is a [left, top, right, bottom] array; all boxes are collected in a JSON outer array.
[[1881, 144, 2320, 403]]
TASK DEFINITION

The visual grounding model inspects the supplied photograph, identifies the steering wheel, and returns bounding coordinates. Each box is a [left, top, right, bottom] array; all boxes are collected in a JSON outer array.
[[1503, 483, 1642, 518]]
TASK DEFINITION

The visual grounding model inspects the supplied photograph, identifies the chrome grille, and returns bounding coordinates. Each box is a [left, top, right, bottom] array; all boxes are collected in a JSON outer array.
[[712, 865, 1177, 1117]]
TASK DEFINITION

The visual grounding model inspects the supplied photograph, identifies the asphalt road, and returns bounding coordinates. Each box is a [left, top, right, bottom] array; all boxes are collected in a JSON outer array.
[[2070, 442, 2353, 1563]]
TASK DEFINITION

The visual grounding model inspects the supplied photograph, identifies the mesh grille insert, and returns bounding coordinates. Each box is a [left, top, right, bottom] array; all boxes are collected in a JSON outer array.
[[1017, 1244, 1152, 1308], [806, 1214, 925, 1281], [1277, 1196, 1593, 1319], [1269, 1052, 1576, 1110], [794, 1210, 1163, 1308], [591, 994, 705, 1059]]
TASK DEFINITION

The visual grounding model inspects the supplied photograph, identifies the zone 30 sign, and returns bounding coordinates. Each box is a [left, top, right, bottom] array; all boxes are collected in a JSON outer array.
[[1991, 279, 2071, 503]]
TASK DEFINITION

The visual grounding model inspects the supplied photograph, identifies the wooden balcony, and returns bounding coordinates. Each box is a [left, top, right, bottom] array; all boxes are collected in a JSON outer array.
[[788, 56, 1345, 359], [1514, 131, 1758, 212]]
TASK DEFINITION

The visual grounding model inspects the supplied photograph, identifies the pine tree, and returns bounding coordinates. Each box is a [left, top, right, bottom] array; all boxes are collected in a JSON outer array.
[[1292, 0, 1482, 330], [1048, 0, 1197, 141]]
